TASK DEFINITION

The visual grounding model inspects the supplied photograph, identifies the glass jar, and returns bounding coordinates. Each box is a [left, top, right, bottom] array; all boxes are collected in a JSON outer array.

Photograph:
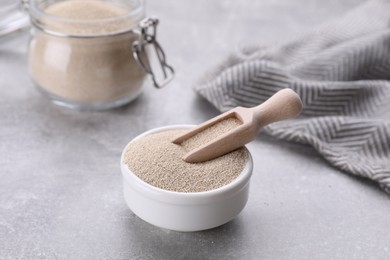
[[28, 0, 173, 110]]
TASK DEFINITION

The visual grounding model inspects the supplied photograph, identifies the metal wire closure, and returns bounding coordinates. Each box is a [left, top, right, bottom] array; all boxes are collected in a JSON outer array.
[[132, 17, 174, 88]]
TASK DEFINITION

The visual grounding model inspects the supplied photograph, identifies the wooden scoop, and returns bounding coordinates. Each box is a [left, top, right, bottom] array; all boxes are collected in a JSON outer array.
[[172, 88, 303, 163]]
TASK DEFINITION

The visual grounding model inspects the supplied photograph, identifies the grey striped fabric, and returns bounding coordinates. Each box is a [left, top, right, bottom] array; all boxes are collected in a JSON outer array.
[[195, 0, 390, 193]]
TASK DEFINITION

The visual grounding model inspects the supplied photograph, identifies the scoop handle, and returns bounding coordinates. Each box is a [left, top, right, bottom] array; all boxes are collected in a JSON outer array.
[[252, 88, 303, 129]]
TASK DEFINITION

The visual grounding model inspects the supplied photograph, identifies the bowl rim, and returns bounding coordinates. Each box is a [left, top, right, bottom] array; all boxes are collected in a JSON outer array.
[[121, 125, 253, 203]]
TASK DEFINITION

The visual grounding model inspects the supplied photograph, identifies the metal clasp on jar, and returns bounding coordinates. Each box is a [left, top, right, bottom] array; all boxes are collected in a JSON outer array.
[[133, 17, 174, 89]]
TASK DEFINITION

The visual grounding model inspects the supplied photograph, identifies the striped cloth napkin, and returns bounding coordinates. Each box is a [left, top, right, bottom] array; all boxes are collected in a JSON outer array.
[[195, 0, 390, 193]]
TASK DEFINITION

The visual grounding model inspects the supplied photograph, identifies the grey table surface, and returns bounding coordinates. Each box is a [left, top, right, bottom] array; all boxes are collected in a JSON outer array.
[[1, 0, 390, 259]]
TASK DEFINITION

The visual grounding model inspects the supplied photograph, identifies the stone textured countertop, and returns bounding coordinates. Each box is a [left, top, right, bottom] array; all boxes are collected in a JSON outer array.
[[1, 0, 389, 259]]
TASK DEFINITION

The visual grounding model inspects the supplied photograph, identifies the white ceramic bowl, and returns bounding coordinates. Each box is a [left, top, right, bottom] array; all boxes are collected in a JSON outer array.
[[120, 125, 253, 232]]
